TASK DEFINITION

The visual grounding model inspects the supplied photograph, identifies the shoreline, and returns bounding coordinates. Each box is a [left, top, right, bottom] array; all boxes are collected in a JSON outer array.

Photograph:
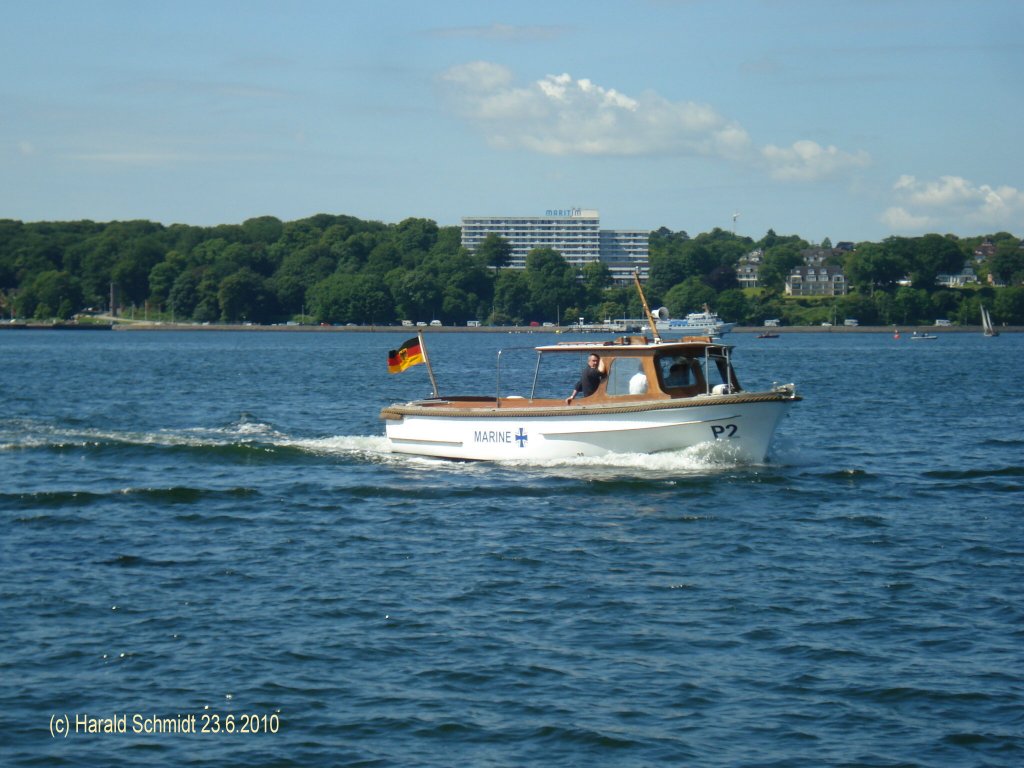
[[2, 321, 1019, 334]]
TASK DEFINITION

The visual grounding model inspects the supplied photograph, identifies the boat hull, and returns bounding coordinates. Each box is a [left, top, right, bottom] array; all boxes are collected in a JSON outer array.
[[384, 394, 795, 463]]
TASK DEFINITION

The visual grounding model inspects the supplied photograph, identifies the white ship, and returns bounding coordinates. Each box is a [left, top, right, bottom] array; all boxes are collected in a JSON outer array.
[[656, 304, 736, 335]]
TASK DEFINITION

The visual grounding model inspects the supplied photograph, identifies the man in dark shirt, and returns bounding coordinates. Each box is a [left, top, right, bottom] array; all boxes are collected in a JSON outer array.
[[566, 353, 606, 404]]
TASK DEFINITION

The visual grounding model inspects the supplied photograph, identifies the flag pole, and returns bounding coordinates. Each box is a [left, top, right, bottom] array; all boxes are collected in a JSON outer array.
[[418, 331, 439, 398]]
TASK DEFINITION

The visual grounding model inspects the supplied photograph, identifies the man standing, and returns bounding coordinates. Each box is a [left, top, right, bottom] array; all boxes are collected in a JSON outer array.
[[566, 353, 606, 404]]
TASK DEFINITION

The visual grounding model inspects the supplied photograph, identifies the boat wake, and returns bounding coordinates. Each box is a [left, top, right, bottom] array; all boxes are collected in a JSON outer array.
[[1, 416, 790, 476], [0, 418, 393, 462], [495, 439, 763, 475]]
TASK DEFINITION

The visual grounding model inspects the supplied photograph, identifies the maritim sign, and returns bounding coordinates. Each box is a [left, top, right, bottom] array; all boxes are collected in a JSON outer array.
[[543, 208, 598, 218]]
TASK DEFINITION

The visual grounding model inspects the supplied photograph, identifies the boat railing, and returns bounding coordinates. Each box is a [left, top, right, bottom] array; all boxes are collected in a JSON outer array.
[[495, 346, 545, 406], [703, 345, 737, 395]]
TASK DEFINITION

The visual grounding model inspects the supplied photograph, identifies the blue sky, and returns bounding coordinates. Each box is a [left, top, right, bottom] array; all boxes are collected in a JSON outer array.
[[3, 0, 1022, 242]]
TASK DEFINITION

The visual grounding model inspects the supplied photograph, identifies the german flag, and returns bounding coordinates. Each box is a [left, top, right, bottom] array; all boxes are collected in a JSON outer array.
[[387, 337, 424, 374]]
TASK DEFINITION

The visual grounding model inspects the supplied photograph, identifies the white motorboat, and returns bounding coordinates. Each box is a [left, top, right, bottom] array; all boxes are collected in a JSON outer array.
[[381, 333, 799, 462]]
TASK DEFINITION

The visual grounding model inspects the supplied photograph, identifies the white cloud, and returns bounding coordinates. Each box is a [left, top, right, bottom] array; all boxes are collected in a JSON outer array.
[[440, 62, 871, 184], [440, 61, 514, 94], [761, 140, 870, 182], [881, 206, 934, 230], [884, 174, 1024, 231], [440, 62, 752, 160]]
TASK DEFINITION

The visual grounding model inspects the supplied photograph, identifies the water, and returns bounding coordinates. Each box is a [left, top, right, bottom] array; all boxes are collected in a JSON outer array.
[[2, 329, 1022, 767]]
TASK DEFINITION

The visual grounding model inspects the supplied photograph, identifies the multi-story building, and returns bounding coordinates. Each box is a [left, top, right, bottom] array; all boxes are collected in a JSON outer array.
[[461, 209, 649, 282], [736, 249, 763, 289], [599, 229, 650, 282], [785, 265, 848, 297]]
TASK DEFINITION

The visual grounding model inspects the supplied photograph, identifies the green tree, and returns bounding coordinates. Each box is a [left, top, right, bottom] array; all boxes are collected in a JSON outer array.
[[148, 252, 186, 305], [271, 245, 336, 316], [713, 289, 748, 323], [844, 242, 906, 292], [477, 233, 512, 270], [168, 271, 201, 318], [647, 247, 689, 297], [994, 286, 1024, 324], [930, 290, 960, 319], [18, 270, 84, 319], [989, 240, 1024, 284], [218, 268, 274, 323], [78, 235, 120, 305], [113, 237, 165, 306], [241, 215, 284, 245], [580, 260, 613, 307], [873, 291, 896, 325], [758, 244, 804, 291], [913, 234, 966, 289], [417, 246, 492, 323], [393, 217, 439, 263], [664, 277, 716, 317], [524, 248, 581, 322], [836, 293, 879, 325], [389, 268, 443, 322], [365, 241, 403, 275], [332, 231, 380, 274], [492, 269, 531, 325], [647, 239, 719, 297], [311, 273, 392, 324], [892, 287, 931, 324]]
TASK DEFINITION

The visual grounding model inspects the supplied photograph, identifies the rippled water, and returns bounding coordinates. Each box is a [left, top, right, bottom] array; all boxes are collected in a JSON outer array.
[[2, 329, 1022, 767]]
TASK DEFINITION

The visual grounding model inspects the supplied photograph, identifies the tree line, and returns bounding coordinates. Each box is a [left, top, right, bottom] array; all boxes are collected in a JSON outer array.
[[1, 214, 1022, 327]]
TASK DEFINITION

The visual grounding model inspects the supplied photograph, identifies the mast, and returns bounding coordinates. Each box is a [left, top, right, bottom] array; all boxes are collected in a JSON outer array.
[[633, 270, 662, 343]]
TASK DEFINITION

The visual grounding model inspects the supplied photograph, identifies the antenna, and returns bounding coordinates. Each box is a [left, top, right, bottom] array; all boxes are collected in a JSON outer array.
[[731, 212, 740, 234]]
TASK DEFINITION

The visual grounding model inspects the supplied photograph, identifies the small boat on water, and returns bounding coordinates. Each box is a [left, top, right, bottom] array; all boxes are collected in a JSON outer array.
[[381, 277, 798, 462], [757, 332, 779, 339], [910, 332, 938, 340], [981, 304, 999, 337], [381, 335, 799, 462]]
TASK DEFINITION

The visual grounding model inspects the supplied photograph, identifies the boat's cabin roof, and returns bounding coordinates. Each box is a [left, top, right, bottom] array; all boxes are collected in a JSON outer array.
[[534, 334, 729, 356]]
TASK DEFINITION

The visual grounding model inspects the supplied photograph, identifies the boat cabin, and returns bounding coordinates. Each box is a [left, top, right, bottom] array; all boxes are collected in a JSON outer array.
[[530, 335, 741, 405], [398, 335, 744, 412]]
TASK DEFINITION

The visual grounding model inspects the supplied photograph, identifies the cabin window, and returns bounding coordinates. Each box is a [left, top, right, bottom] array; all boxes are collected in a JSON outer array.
[[606, 357, 648, 396], [659, 355, 694, 388]]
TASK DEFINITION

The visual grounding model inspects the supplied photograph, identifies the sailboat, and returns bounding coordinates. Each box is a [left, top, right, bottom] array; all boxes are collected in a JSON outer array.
[[981, 304, 999, 337]]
